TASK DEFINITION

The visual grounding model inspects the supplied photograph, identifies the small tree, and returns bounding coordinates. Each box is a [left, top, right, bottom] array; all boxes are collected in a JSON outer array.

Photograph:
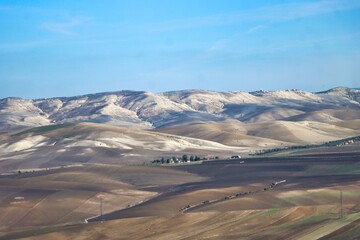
[[182, 154, 188, 161], [189, 156, 194, 161]]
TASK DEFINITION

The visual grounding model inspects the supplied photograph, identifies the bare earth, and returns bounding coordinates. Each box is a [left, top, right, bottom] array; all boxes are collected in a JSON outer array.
[[0, 92, 359, 240], [0, 150, 359, 240]]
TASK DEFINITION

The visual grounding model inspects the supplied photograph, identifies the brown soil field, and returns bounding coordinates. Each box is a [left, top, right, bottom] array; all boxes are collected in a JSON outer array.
[[1, 151, 360, 239], [0, 164, 203, 237]]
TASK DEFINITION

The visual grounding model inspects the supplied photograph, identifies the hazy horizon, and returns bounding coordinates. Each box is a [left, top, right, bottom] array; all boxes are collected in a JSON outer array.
[[0, 85, 358, 100]]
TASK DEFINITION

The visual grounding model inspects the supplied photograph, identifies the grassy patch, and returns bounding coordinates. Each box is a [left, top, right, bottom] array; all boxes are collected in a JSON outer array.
[[289, 212, 337, 227], [258, 208, 281, 217], [306, 164, 360, 176], [333, 165, 360, 175], [12, 123, 75, 136]]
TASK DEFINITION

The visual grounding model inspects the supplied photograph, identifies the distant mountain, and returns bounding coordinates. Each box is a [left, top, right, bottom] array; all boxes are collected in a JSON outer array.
[[0, 87, 359, 132], [316, 87, 360, 103]]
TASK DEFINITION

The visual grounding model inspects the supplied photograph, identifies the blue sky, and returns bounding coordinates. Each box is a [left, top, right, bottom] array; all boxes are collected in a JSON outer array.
[[0, 0, 359, 98]]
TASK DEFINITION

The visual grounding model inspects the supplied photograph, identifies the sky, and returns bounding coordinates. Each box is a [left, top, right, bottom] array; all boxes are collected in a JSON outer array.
[[0, 0, 360, 99]]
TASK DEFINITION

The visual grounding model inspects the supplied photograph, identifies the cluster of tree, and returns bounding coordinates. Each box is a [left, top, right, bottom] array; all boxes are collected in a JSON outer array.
[[251, 135, 360, 156], [325, 136, 359, 147], [18, 170, 36, 174], [152, 155, 218, 164], [250, 145, 312, 156], [180, 181, 285, 212]]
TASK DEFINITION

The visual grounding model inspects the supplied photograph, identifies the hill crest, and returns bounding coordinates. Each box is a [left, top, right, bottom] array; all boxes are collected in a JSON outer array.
[[0, 87, 359, 131]]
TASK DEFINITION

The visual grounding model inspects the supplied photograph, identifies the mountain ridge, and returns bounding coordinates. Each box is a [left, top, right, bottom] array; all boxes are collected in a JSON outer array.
[[0, 87, 359, 132]]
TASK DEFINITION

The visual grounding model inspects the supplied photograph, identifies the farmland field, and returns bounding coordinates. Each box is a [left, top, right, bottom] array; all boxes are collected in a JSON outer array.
[[1, 150, 359, 239]]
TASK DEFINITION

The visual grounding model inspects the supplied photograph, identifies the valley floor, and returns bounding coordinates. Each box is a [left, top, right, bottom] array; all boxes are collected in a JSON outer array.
[[1, 150, 360, 239]]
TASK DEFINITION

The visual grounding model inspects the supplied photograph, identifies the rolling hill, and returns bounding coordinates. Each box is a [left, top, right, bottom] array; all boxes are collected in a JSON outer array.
[[0, 87, 359, 171], [0, 88, 360, 240], [0, 87, 359, 132]]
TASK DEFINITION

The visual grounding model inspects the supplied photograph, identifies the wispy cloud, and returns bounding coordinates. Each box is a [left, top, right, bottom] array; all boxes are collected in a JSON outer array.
[[0, 4, 90, 35], [246, 25, 266, 34], [207, 39, 228, 52], [261, 33, 360, 54], [41, 17, 90, 35], [207, 32, 360, 63], [150, 0, 360, 32]]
